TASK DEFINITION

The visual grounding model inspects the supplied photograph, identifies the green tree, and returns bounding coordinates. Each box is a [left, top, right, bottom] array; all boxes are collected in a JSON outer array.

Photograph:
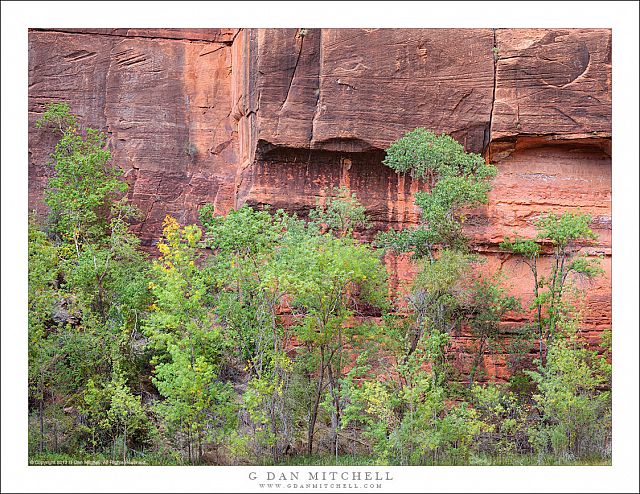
[[31, 103, 151, 459], [36, 103, 127, 254], [377, 128, 504, 390], [28, 220, 62, 453], [462, 274, 520, 386], [525, 320, 611, 460], [153, 343, 235, 463], [376, 128, 497, 258], [471, 382, 530, 457], [341, 334, 486, 465], [145, 215, 235, 463], [501, 211, 603, 362], [265, 214, 388, 457], [309, 186, 369, 237], [81, 366, 150, 462], [375, 128, 502, 390], [200, 205, 293, 462], [360, 128, 500, 464]]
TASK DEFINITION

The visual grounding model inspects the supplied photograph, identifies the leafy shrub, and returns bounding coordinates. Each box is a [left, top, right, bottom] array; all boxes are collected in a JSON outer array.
[[526, 332, 611, 461], [471, 383, 531, 456]]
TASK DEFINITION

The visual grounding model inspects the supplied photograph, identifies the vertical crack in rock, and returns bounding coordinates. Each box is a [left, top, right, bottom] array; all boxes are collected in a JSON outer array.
[[234, 29, 258, 208], [278, 30, 305, 113], [104, 39, 117, 158], [484, 28, 498, 157], [310, 29, 323, 145], [227, 29, 241, 47], [145, 179, 164, 225]]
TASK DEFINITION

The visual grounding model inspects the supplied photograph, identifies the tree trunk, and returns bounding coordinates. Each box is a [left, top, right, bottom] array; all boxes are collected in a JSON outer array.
[[38, 391, 44, 454], [270, 308, 282, 464], [469, 336, 487, 387], [546, 249, 562, 356], [271, 401, 278, 463], [307, 349, 325, 457], [53, 421, 58, 452], [123, 424, 127, 465], [327, 364, 340, 460], [531, 261, 544, 364]]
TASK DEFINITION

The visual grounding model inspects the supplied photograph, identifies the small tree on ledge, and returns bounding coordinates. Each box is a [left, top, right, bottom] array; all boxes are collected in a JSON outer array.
[[376, 128, 497, 259], [500, 211, 603, 363]]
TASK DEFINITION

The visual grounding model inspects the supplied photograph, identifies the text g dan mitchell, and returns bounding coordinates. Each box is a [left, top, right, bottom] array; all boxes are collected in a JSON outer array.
[[248, 471, 393, 482]]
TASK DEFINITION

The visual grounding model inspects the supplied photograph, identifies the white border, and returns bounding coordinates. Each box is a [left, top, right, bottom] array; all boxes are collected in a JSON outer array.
[[2, 1, 638, 493]]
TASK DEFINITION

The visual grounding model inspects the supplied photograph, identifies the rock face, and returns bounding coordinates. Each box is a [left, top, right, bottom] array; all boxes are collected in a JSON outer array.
[[28, 28, 611, 380], [29, 28, 240, 245], [248, 29, 494, 153], [237, 28, 497, 234], [491, 29, 611, 144]]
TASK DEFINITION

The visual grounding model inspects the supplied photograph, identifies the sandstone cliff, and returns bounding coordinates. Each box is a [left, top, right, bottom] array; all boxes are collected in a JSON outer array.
[[28, 28, 611, 380]]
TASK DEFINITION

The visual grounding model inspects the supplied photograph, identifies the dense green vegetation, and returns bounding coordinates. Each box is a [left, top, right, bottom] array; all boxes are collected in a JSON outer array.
[[28, 104, 611, 465]]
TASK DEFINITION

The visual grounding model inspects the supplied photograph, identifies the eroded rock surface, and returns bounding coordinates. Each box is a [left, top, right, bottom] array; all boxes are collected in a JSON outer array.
[[491, 29, 611, 144], [251, 28, 494, 153], [29, 28, 239, 246]]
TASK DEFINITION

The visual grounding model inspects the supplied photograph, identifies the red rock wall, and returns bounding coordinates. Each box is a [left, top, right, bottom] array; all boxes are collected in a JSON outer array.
[[28, 28, 611, 378], [29, 28, 241, 246]]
